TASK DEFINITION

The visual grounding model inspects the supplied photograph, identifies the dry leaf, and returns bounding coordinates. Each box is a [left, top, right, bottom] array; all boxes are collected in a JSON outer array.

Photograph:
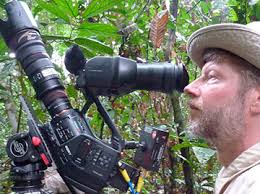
[[149, 9, 169, 48]]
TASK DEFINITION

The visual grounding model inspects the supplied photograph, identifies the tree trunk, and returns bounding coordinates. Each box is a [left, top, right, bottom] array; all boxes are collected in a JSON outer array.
[[4, 98, 18, 134], [171, 93, 195, 194], [164, 0, 195, 193]]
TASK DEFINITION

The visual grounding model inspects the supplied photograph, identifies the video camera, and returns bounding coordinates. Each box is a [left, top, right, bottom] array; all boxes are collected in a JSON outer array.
[[0, 1, 189, 193]]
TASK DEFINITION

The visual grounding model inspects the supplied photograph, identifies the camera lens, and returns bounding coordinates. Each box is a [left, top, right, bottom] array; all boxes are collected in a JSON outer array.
[[135, 62, 189, 93], [75, 56, 189, 96]]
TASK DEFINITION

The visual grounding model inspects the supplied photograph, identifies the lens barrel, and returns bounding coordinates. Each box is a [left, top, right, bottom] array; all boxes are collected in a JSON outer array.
[[2, 1, 71, 117], [75, 56, 189, 96], [136, 62, 189, 93]]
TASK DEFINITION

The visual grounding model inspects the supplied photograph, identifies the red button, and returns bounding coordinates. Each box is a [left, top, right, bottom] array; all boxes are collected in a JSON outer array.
[[32, 136, 42, 147], [40, 153, 50, 166]]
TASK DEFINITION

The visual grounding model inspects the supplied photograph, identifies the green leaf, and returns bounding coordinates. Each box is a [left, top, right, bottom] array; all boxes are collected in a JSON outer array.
[[80, 46, 96, 58], [64, 41, 95, 58], [36, 0, 71, 23], [78, 23, 119, 38], [192, 146, 216, 164], [255, 1, 260, 20], [228, 0, 238, 6], [172, 141, 192, 151], [42, 35, 70, 41], [82, 0, 122, 18], [66, 84, 78, 99], [53, 0, 78, 17], [121, 111, 130, 124], [74, 38, 113, 55], [0, 40, 8, 57], [229, 7, 238, 21], [0, 0, 5, 8], [33, 5, 43, 16], [179, 7, 191, 20], [200, 1, 211, 14]]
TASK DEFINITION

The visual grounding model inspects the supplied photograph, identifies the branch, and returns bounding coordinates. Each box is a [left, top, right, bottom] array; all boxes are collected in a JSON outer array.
[[16, 102, 22, 134], [164, 0, 196, 193], [134, 0, 153, 23], [164, 0, 178, 61], [186, 0, 202, 13], [4, 99, 18, 134], [42, 35, 71, 41]]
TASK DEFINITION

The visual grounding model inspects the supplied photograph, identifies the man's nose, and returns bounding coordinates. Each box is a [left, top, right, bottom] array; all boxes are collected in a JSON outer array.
[[184, 81, 200, 97]]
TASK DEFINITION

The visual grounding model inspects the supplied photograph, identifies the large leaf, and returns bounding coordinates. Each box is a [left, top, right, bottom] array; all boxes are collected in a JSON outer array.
[[172, 139, 209, 151], [64, 41, 95, 58], [42, 35, 71, 41], [149, 9, 169, 48], [53, 0, 78, 18], [78, 23, 119, 38], [74, 38, 113, 55], [36, 0, 71, 23], [82, 0, 122, 18], [192, 146, 216, 164]]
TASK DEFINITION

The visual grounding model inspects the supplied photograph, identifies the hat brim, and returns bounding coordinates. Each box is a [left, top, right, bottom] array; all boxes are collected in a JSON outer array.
[[187, 23, 260, 69]]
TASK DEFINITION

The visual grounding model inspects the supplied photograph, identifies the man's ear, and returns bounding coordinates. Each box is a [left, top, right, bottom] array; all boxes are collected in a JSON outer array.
[[250, 87, 260, 115]]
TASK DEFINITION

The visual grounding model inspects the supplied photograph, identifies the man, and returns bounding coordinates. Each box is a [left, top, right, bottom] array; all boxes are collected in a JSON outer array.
[[184, 22, 260, 194]]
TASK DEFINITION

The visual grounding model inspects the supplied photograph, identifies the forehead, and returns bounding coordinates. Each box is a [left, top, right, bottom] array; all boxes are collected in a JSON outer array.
[[201, 60, 235, 73], [201, 56, 244, 75], [201, 51, 248, 74]]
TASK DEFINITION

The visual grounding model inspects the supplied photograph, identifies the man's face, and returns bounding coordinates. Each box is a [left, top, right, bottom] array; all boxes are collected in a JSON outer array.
[[184, 60, 246, 148]]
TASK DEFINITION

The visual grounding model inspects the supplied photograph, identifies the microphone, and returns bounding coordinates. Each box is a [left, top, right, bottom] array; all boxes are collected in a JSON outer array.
[[64, 44, 86, 75]]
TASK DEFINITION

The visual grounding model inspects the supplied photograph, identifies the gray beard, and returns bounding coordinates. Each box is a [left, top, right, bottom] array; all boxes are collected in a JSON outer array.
[[187, 97, 245, 149]]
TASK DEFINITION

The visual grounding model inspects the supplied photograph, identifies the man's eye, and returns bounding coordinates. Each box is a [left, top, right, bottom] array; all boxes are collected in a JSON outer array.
[[208, 75, 216, 79], [207, 74, 218, 83]]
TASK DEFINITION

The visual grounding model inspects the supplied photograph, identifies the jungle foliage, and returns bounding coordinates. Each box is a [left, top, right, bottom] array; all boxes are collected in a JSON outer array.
[[0, 0, 259, 193]]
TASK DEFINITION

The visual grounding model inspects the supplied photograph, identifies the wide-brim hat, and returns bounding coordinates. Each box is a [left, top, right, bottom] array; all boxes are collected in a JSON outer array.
[[187, 22, 260, 69]]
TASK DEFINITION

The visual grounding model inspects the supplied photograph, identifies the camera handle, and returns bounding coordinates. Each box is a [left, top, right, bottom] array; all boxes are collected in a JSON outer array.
[[81, 90, 144, 151], [81, 87, 124, 151]]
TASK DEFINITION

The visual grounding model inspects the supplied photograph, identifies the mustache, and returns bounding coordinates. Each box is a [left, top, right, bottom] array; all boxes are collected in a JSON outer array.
[[187, 101, 202, 110]]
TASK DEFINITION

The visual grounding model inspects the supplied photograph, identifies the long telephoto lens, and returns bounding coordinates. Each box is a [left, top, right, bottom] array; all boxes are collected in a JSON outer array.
[[135, 61, 189, 93], [1, 1, 71, 117], [75, 56, 189, 96]]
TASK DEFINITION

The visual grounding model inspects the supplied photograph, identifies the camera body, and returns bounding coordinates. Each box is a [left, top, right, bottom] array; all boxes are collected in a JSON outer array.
[[1, 1, 188, 193], [46, 110, 121, 193]]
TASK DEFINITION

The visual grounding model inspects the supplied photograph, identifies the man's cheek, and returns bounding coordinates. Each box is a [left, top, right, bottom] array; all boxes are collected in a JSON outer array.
[[190, 110, 201, 120]]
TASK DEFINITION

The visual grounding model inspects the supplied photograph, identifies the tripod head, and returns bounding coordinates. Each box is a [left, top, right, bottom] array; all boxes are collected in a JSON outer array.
[[6, 96, 53, 193]]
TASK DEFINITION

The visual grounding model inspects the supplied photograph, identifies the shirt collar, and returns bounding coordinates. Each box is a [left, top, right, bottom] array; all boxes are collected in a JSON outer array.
[[218, 142, 260, 178]]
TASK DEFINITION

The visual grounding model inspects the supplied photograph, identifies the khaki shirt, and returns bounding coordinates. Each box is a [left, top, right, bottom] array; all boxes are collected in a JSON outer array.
[[215, 142, 260, 194]]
